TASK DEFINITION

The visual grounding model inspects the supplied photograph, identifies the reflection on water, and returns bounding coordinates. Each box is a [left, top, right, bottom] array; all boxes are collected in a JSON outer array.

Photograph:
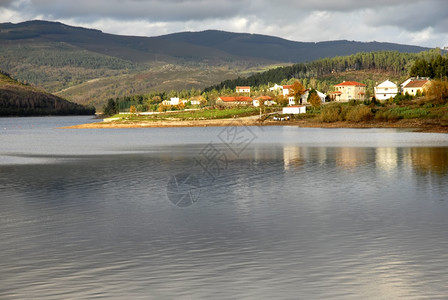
[[1, 118, 448, 299], [280, 145, 448, 177], [410, 147, 448, 175], [376, 147, 398, 172]]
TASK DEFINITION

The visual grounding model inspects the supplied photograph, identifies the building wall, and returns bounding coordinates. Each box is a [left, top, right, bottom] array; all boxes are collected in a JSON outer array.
[[375, 87, 398, 100], [403, 86, 424, 96], [283, 106, 306, 114], [335, 85, 366, 101]]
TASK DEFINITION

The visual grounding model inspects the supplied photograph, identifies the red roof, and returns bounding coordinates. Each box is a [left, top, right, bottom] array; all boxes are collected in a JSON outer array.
[[218, 96, 253, 102], [236, 86, 250, 89], [283, 85, 292, 89], [286, 105, 305, 108], [334, 81, 366, 87], [404, 80, 429, 88], [331, 91, 343, 94], [256, 96, 273, 100]]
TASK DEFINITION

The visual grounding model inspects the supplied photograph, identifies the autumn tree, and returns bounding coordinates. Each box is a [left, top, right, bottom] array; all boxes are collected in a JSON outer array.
[[308, 90, 322, 109], [290, 80, 306, 105], [426, 80, 448, 104], [129, 105, 136, 115]]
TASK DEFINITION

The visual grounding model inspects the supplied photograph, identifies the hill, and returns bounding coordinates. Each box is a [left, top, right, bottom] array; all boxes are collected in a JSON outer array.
[[0, 20, 434, 108], [159, 30, 429, 63], [0, 71, 95, 116], [1, 21, 430, 64]]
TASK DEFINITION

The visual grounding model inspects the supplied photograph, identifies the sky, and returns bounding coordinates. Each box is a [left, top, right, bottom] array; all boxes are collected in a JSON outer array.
[[1, 0, 447, 48]]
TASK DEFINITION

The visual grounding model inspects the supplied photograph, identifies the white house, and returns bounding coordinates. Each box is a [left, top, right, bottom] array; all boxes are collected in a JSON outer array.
[[270, 84, 293, 97], [283, 105, 306, 114], [269, 84, 283, 93], [374, 80, 398, 101], [236, 86, 251, 94], [270, 84, 295, 105], [401, 78, 431, 96], [169, 97, 180, 105], [253, 96, 276, 107], [301, 89, 326, 105]]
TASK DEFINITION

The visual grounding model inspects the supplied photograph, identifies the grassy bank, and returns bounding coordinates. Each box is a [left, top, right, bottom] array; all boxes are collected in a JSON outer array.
[[108, 107, 269, 121]]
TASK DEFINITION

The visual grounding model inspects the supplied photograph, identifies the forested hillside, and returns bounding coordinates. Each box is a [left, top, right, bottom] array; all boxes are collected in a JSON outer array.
[[0, 71, 95, 116], [205, 50, 446, 92]]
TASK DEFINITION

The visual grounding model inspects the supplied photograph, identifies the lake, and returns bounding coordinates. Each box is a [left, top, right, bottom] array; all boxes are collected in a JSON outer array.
[[1, 116, 448, 299]]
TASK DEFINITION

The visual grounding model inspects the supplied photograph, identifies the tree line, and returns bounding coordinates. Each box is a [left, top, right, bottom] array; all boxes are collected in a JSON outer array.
[[410, 55, 448, 79]]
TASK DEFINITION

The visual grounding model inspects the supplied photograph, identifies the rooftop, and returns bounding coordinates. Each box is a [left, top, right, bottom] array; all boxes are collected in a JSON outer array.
[[335, 81, 366, 87], [218, 96, 253, 102], [404, 79, 430, 88]]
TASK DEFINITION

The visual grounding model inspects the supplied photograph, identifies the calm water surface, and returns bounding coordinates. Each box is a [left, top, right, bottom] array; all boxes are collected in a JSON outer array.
[[1, 116, 448, 299]]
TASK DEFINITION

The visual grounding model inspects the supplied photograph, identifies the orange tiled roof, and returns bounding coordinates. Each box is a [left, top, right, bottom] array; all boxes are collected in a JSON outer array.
[[334, 81, 366, 87], [219, 96, 253, 102]]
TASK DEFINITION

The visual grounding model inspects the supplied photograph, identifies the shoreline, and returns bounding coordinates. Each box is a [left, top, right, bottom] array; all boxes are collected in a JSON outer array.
[[63, 118, 448, 133]]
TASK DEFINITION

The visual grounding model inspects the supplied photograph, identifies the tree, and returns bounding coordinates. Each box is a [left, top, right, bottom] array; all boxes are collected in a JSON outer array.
[[426, 80, 448, 104], [290, 80, 306, 105], [308, 90, 322, 109], [102, 98, 118, 116], [129, 105, 136, 115]]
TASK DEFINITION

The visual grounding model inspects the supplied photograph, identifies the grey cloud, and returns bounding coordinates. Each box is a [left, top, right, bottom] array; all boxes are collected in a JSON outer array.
[[364, 0, 448, 33], [5, 0, 251, 22], [272, 0, 423, 12], [1, 0, 447, 47]]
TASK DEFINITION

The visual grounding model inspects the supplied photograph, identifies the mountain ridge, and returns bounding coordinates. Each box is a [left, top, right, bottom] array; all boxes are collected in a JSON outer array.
[[1, 20, 431, 64]]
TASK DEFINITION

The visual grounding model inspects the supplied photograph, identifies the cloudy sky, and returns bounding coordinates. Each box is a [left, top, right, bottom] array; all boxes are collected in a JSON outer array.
[[1, 0, 447, 48]]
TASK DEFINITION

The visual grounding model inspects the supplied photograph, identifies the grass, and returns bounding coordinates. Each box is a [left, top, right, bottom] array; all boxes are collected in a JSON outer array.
[[111, 107, 262, 121]]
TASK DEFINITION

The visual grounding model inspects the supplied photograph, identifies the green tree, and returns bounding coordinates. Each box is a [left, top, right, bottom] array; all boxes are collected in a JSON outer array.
[[102, 98, 118, 116]]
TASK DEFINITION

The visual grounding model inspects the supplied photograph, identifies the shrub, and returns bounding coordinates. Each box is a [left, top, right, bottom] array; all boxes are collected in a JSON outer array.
[[320, 103, 343, 122], [345, 105, 374, 122], [374, 110, 401, 122]]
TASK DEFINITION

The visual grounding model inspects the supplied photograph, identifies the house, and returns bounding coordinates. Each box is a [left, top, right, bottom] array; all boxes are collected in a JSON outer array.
[[301, 89, 326, 105], [333, 81, 366, 101], [253, 96, 276, 107], [189, 96, 206, 106], [216, 96, 253, 106], [270, 84, 293, 96], [374, 80, 398, 101], [401, 78, 431, 96], [162, 97, 179, 105], [170, 97, 180, 105], [270, 84, 295, 104], [236, 86, 251, 94], [269, 84, 284, 93], [283, 105, 306, 114]]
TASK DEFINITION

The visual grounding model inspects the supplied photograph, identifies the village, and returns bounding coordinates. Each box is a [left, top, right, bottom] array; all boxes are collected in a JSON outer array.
[[159, 77, 433, 115]]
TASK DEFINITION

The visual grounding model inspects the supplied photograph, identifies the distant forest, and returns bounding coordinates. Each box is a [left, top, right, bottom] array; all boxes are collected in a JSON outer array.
[[205, 49, 448, 92]]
